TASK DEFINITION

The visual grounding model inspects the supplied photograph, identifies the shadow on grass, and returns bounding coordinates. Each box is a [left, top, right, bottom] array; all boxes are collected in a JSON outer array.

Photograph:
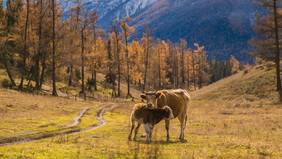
[[128, 139, 188, 145]]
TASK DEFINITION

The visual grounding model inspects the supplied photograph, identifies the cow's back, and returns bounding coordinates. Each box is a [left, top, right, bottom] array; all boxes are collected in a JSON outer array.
[[157, 89, 190, 118]]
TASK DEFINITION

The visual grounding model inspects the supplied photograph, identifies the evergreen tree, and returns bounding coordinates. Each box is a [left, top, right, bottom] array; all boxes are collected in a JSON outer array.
[[250, 0, 282, 101]]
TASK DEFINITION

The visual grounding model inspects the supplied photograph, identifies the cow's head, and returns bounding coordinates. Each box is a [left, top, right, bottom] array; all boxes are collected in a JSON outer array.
[[140, 91, 162, 108]]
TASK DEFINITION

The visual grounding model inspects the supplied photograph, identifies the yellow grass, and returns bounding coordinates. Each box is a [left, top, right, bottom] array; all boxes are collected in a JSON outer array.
[[0, 64, 281, 158], [0, 88, 98, 136]]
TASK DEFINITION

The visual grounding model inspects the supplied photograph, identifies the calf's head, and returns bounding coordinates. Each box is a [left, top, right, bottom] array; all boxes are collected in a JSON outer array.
[[140, 91, 162, 108], [163, 106, 174, 119]]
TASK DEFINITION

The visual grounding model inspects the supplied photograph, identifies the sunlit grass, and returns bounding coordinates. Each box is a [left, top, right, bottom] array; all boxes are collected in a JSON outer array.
[[0, 88, 99, 136], [0, 65, 281, 158]]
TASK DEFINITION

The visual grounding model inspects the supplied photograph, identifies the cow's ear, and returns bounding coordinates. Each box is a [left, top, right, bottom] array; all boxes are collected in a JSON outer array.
[[155, 92, 162, 99], [140, 94, 146, 100]]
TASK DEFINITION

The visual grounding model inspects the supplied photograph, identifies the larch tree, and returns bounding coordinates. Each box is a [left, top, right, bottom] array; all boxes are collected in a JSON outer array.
[[130, 38, 143, 87], [197, 49, 209, 88], [119, 16, 135, 98], [173, 44, 180, 88], [230, 55, 240, 74], [80, 10, 90, 95], [185, 48, 192, 88], [180, 38, 187, 87], [19, 0, 29, 89], [0, 0, 19, 87], [151, 39, 169, 89], [109, 19, 121, 96], [142, 24, 151, 91], [89, 10, 99, 90], [34, 0, 43, 90], [67, 6, 81, 87], [106, 37, 116, 96], [250, 0, 282, 101], [51, 0, 58, 96], [40, 0, 53, 88], [192, 43, 205, 90]]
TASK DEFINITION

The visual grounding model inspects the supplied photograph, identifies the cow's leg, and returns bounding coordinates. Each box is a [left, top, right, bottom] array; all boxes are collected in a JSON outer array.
[[179, 111, 187, 140], [133, 123, 141, 141], [165, 119, 170, 141], [144, 124, 150, 142], [128, 119, 135, 140]]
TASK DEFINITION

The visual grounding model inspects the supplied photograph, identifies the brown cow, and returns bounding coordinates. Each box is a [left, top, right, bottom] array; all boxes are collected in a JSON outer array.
[[140, 89, 190, 141], [128, 103, 174, 142]]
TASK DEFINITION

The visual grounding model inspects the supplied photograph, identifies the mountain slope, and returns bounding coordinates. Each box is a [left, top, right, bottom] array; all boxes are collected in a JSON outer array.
[[60, 0, 159, 29], [130, 0, 257, 62]]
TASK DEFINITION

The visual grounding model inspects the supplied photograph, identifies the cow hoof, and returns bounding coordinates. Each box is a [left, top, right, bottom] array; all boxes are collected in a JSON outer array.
[[179, 138, 187, 142], [141, 134, 146, 138], [133, 138, 137, 141]]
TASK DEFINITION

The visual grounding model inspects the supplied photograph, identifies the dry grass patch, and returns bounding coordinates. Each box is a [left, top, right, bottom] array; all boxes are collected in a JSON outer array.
[[0, 88, 95, 136], [0, 65, 281, 158]]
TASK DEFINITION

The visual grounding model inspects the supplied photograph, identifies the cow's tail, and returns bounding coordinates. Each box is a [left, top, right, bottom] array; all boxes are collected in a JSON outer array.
[[183, 90, 191, 102]]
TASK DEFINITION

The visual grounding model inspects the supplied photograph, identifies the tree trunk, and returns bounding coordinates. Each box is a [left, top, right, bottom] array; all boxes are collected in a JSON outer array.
[[3, 58, 16, 87], [187, 52, 190, 88], [94, 70, 97, 90], [92, 24, 97, 88], [81, 28, 85, 94], [39, 51, 46, 89], [116, 32, 120, 97], [273, 0, 282, 101], [19, 0, 30, 89], [112, 77, 116, 97], [52, 0, 58, 96], [125, 33, 130, 98], [143, 25, 150, 91], [192, 52, 196, 90], [68, 63, 73, 86], [35, 0, 43, 90], [158, 47, 161, 89], [175, 50, 179, 89], [181, 46, 185, 87]]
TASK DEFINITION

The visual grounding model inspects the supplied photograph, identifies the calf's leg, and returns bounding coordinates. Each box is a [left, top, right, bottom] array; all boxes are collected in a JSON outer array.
[[128, 120, 135, 140], [149, 126, 154, 142], [133, 123, 141, 141], [144, 124, 153, 142]]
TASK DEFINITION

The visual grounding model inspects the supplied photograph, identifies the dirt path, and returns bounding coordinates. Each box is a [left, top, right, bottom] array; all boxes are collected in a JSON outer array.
[[60, 104, 102, 128], [2, 104, 103, 138], [0, 104, 116, 147]]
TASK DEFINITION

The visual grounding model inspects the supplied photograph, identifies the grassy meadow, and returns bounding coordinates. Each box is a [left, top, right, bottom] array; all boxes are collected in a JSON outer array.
[[0, 64, 281, 158]]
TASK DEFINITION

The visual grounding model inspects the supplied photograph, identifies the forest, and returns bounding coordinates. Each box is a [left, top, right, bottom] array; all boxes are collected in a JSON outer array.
[[0, 0, 242, 98]]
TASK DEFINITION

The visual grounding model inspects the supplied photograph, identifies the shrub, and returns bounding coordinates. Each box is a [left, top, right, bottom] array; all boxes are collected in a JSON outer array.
[[1, 78, 12, 88], [75, 69, 81, 80], [105, 73, 116, 85], [87, 78, 95, 86]]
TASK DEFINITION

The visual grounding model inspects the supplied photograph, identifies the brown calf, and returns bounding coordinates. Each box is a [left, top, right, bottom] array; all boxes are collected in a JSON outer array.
[[140, 89, 190, 141], [128, 103, 174, 142]]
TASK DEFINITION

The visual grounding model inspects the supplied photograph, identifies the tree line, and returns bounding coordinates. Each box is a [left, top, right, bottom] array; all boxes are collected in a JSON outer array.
[[0, 0, 240, 98]]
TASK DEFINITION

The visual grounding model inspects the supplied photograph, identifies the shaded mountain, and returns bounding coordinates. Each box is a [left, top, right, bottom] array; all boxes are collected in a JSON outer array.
[[130, 0, 258, 62]]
